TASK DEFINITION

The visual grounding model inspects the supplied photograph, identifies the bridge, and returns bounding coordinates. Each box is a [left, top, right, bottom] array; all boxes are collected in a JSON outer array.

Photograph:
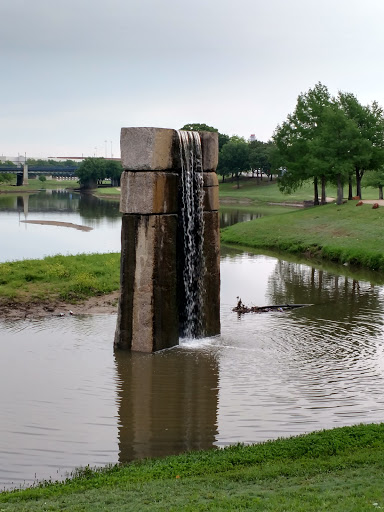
[[0, 166, 79, 177]]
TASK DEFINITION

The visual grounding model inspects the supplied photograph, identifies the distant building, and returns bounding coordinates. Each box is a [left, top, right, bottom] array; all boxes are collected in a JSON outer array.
[[249, 134, 256, 142], [0, 155, 26, 165]]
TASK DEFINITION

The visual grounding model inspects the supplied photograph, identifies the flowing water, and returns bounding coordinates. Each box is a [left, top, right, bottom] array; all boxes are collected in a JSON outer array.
[[177, 130, 205, 337], [2, 192, 384, 490]]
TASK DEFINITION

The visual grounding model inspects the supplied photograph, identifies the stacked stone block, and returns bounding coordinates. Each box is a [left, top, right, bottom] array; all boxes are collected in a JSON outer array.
[[114, 127, 220, 352]]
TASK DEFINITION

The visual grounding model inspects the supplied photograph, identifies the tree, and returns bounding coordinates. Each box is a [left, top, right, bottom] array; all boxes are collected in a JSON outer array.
[[338, 93, 384, 199], [77, 158, 106, 188], [217, 136, 249, 187], [38, 175, 47, 184], [104, 160, 123, 186], [273, 82, 332, 204], [364, 168, 384, 199], [248, 139, 275, 180], [311, 101, 358, 204], [0, 173, 14, 183], [180, 123, 230, 150]]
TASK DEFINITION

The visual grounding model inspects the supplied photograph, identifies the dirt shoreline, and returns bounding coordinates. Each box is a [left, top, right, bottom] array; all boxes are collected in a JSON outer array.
[[0, 291, 120, 321]]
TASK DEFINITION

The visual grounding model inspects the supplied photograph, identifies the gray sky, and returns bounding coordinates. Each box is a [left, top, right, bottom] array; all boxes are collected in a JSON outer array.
[[2, 0, 384, 158]]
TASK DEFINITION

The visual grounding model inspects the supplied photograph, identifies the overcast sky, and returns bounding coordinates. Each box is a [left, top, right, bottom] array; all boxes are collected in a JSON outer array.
[[2, 0, 384, 158]]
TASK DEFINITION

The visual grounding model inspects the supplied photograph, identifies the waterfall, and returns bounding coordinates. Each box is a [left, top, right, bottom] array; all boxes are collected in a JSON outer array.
[[177, 130, 205, 338]]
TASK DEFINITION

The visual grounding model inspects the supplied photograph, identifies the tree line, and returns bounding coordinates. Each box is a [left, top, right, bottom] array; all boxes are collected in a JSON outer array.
[[183, 83, 384, 203], [180, 123, 275, 188]]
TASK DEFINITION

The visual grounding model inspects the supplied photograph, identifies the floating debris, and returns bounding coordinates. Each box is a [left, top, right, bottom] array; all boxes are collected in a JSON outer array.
[[233, 297, 312, 314]]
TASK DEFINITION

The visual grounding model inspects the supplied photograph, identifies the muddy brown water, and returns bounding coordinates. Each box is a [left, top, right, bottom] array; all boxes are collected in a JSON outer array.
[[2, 192, 384, 490]]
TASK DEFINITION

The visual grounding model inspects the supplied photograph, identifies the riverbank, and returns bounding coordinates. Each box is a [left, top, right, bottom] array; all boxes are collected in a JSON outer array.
[[0, 253, 120, 320], [222, 200, 384, 271], [1, 423, 383, 510]]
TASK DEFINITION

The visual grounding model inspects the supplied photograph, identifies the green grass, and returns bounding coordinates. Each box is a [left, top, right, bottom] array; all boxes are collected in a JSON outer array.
[[1, 424, 384, 511], [0, 178, 77, 192], [0, 253, 120, 305], [92, 186, 121, 197], [219, 177, 382, 204], [221, 200, 384, 270]]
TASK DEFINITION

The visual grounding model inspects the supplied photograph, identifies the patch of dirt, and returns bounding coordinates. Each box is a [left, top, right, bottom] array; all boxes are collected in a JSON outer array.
[[0, 291, 119, 320]]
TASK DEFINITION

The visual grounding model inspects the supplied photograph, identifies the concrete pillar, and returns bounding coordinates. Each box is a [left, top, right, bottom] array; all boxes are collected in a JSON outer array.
[[22, 164, 28, 186], [114, 127, 220, 353]]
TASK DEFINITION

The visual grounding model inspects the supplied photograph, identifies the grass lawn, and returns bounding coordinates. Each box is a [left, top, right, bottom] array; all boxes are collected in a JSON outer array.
[[92, 186, 121, 197], [0, 253, 120, 305], [1, 423, 384, 511], [221, 200, 384, 270], [219, 178, 382, 204], [0, 178, 77, 192]]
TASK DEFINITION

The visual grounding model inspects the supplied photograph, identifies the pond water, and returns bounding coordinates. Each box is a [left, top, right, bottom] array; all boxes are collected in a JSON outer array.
[[1, 192, 384, 490], [0, 191, 121, 262], [0, 190, 250, 262]]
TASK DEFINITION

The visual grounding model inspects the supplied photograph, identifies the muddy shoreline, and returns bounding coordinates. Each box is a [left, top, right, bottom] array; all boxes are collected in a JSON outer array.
[[0, 291, 119, 321]]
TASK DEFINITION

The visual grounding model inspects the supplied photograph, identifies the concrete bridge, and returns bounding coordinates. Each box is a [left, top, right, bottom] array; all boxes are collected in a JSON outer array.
[[0, 165, 79, 184]]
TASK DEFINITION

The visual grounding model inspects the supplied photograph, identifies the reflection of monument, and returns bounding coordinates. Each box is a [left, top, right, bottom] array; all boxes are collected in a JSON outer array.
[[115, 127, 220, 353], [115, 348, 219, 461]]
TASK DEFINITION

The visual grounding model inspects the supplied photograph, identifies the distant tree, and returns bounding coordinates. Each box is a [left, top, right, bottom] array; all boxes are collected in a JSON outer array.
[[0, 173, 14, 183], [217, 136, 249, 188], [180, 123, 230, 150], [77, 158, 106, 188], [0, 160, 17, 168], [364, 168, 384, 199], [26, 158, 79, 168], [248, 139, 275, 180], [38, 175, 47, 183], [104, 160, 123, 186]]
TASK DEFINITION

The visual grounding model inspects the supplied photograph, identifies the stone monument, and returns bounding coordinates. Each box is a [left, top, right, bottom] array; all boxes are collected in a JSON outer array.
[[114, 127, 220, 353]]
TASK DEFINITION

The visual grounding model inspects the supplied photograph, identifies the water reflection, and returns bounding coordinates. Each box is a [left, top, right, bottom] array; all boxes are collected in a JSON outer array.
[[115, 348, 219, 462], [0, 191, 122, 262], [219, 208, 263, 228], [2, 249, 384, 489]]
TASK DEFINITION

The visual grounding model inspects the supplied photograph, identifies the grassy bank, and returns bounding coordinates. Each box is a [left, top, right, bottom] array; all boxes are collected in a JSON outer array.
[[1, 423, 383, 510], [0, 178, 79, 192], [222, 200, 384, 270], [0, 253, 120, 305]]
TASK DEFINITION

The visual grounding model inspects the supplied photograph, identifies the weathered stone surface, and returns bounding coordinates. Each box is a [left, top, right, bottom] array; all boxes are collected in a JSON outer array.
[[203, 172, 219, 187], [203, 172, 219, 211], [120, 171, 179, 214], [202, 211, 220, 336], [121, 127, 178, 171], [199, 131, 219, 172], [121, 127, 218, 172], [114, 214, 179, 352]]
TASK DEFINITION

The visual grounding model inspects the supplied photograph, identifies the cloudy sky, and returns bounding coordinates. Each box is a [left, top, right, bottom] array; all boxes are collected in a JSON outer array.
[[2, 0, 384, 158]]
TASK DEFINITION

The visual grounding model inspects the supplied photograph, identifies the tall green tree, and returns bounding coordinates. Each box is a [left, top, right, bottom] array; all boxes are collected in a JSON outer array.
[[312, 102, 358, 204], [273, 82, 332, 204], [338, 92, 384, 199]]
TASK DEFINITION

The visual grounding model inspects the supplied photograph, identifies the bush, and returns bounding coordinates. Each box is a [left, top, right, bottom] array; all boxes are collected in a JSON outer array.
[[38, 175, 47, 183], [0, 173, 14, 184]]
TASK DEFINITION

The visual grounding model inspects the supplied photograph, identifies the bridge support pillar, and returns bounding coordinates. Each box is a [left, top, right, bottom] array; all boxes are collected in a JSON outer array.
[[22, 164, 28, 186]]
